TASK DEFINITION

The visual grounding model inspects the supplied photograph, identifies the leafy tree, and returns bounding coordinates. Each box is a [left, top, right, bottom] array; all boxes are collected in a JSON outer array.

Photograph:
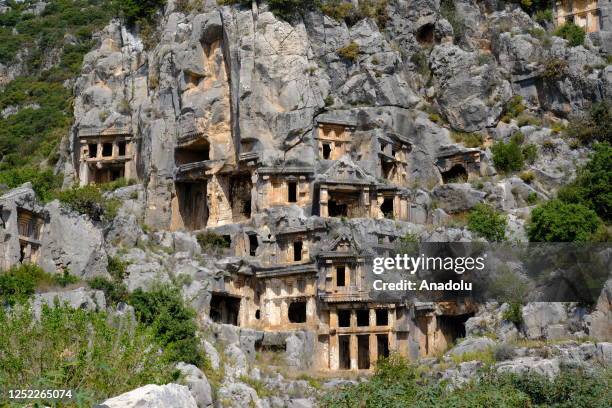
[[57, 185, 119, 222], [130, 285, 205, 366], [557, 143, 611, 222], [527, 199, 601, 242], [111, 0, 167, 23], [468, 203, 507, 242], [491, 140, 524, 173], [554, 22, 586, 47]]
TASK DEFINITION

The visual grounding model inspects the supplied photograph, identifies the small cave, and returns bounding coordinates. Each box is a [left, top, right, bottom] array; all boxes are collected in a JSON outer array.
[[293, 240, 303, 262], [288, 181, 297, 203], [380, 198, 394, 219], [416, 23, 435, 45], [288, 301, 307, 323], [328, 190, 362, 218], [175, 182, 208, 231], [381, 160, 394, 180], [88, 143, 97, 158], [248, 233, 258, 257], [209, 294, 241, 326], [102, 143, 113, 157], [437, 312, 474, 344], [336, 265, 346, 287], [442, 164, 468, 183], [322, 143, 332, 159], [175, 139, 210, 166], [229, 173, 252, 222]]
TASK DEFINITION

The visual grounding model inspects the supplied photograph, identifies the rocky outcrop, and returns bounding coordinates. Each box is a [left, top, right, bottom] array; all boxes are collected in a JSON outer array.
[[32, 288, 106, 318], [95, 384, 197, 408]]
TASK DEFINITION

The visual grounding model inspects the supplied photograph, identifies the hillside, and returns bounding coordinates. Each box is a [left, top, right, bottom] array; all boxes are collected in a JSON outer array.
[[0, 1, 611, 407]]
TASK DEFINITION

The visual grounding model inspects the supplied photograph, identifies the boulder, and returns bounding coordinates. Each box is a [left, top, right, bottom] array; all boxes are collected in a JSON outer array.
[[32, 288, 106, 318], [95, 384, 197, 408], [495, 357, 560, 379], [522, 302, 568, 339], [176, 363, 213, 408], [432, 184, 486, 213], [447, 337, 496, 357]]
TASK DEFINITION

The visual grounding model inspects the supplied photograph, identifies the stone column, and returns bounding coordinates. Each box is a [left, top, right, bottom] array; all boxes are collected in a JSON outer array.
[[369, 333, 378, 368], [320, 185, 328, 217], [329, 309, 339, 370], [388, 309, 397, 351], [369, 309, 376, 327], [349, 334, 358, 370]]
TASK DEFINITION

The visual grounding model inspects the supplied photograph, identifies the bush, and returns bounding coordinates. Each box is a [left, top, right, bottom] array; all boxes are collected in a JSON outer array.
[[451, 131, 484, 148], [542, 57, 569, 79], [410, 50, 430, 77], [58, 185, 119, 222], [564, 102, 612, 145], [440, 0, 465, 41], [501, 95, 526, 123], [89, 276, 129, 306], [0, 167, 61, 202], [534, 9, 553, 24], [0, 264, 52, 305], [321, 353, 611, 408], [554, 22, 585, 47], [320, 0, 356, 22], [519, 171, 535, 183], [196, 231, 231, 251], [521, 143, 538, 164], [0, 304, 172, 404], [111, 0, 166, 23], [502, 302, 523, 325], [491, 140, 524, 173], [468, 203, 507, 242], [337, 41, 360, 61], [557, 143, 611, 222], [527, 199, 602, 242], [130, 285, 205, 366]]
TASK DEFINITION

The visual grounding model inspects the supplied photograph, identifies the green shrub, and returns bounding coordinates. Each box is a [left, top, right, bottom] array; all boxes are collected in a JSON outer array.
[[491, 140, 524, 173], [440, 0, 465, 41], [111, 0, 166, 24], [542, 57, 569, 79], [527, 199, 602, 242], [451, 131, 484, 148], [320, 0, 356, 22], [89, 276, 129, 306], [554, 22, 585, 47], [527, 191, 538, 205], [130, 285, 205, 366], [324, 95, 334, 107], [410, 50, 430, 77], [557, 143, 611, 222], [501, 95, 526, 123], [321, 353, 611, 408], [0, 304, 173, 404], [566, 101, 612, 145], [53, 268, 79, 287], [502, 302, 523, 325], [534, 9, 553, 24], [337, 41, 360, 61], [468, 203, 507, 242], [0, 264, 51, 305], [58, 185, 119, 222], [519, 171, 535, 183], [0, 167, 61, 202], [521, 143, 538, 164], [196, 231, 231, 251], [108, 256, 129, 281], [100, 177, 135, 192]]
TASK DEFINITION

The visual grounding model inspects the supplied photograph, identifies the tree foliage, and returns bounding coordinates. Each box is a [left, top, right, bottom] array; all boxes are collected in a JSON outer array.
[[130, 285, 205, 366], [0, 304, 173, 405], [527, 199, 601, 242], [468, 203, 507, 242]]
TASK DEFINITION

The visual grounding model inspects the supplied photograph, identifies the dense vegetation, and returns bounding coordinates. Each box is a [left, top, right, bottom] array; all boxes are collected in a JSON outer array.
[[321, 354, 612, 408], [0, 304, 174, 405], [130, 285, 205, 367], [57, 184, 120, 221], [0, 0, 114, 198], [468, 203, 507, 242], [0, 263, 78, 306], [527, 199, 601, 242]]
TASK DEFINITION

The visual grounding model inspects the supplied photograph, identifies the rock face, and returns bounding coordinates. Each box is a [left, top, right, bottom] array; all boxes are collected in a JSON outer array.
[[522, 303, 568, 340], [95, 384, 198, 408], [447, 337, 497, 357], [176, 363, 213, 408], [0, 185, 107, 277], [32, 288, 106, 318]]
